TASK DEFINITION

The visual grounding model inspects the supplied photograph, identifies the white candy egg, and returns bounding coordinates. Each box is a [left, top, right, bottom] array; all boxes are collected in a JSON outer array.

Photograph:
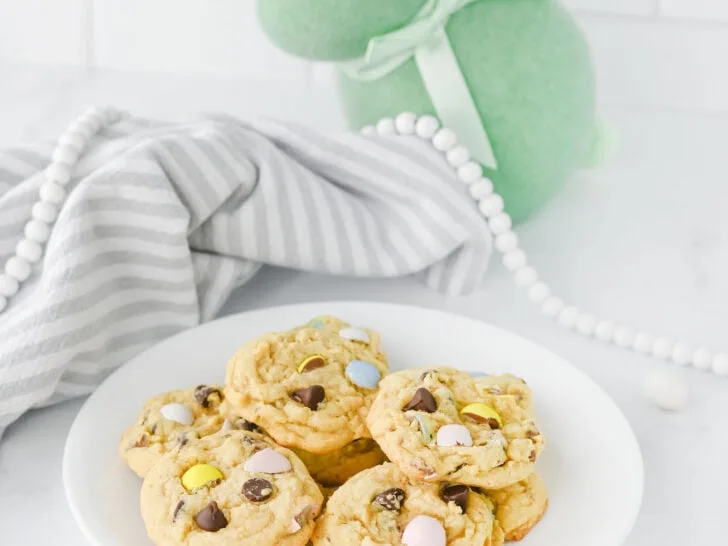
[[159, 403, 194, 425]]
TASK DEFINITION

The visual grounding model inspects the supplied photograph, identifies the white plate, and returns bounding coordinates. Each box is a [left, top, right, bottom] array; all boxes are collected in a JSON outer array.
[[64, 302, 643, 546]]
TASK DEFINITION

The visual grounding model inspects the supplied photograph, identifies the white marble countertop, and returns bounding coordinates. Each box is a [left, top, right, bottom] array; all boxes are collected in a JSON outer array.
[[0, 63, 727, 545]]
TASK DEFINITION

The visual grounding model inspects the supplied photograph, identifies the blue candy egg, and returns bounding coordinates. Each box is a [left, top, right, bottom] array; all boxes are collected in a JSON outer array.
[[307, 319, 325, 328], [470, 371, 489, 378], [345, 360, 381, 389]]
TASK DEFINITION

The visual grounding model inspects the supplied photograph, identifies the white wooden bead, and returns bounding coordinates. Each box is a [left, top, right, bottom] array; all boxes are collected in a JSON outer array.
[[652, 337, 674, 360], [469, 178, 494, 200], [39, 181, 67, 205], [613, 326, 635, 348], [671, 343, 692, 366], [46, 162, 71, 186], [488, 213, 512, 234], [514, 266, 538, 287], [478, 194, 504, 217], [0, 274, 19, 297], [432, 128, 457, 152], [494, 231, 518, 253], [541, 297, 564, 317], [576, 314, 597, 336], [52, 146, 79, 165], [502, 249, 527, 271], [376, 117, 396, 135], [528, 282, 551, 303], [457, 162, 483, 184], [446, 145, 470, 167], [0, 295, 6, 313], [16, 239, 43, 263], [713, 353, 728, 376], [633, 332, 654, 354], [32, 202, 58, 224], [24, 220, 51, 243], [395, 112, 417, 134], [645, 369, 688, 411], [415, 115, 439, 138], [361, 125, 376, 136], [6, 256, 31, 282], [595, 321, 616, 342], [692, 348, 713, 371], [557, 306, 579, 329], [59, 130, 87, 151]]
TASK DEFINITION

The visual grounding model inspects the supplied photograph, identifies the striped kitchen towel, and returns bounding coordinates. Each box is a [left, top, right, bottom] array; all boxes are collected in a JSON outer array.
[[0, 114, 491, 437]]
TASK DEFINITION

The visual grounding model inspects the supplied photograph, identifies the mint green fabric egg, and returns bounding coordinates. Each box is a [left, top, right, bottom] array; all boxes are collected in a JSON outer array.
[[257, 0, 597, 223]]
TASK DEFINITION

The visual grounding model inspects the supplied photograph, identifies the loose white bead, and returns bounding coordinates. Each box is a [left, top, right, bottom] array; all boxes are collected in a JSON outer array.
[[46, 162, 71, 186], [541, 297, 564, 317], [713, 353, 728, 376], [514, 266, 538, 287], [494, 231, 518, 253], [415, 115, 439, 138], [595, 320, 616, 342], [446, 145, 470, 167], [395, 112, 417, 134], [613, 326, 635, 348], [0, 274, 19, 297], [469, 178, 494, 200], [502, 249, 527, 271], [0, 295, 6, 313], [645, 369, 688, 411], [5, 257, 31, 282], [478, 194, 504, 217], [376, 117, 396, 135], [670, 343, 692, 366], [633, 332, 654, 354], [361, 125, 376, 136], [52, 146, 79, 165], [39, 181, 67, 205], [488, 213, 512, 234], [59, 130, 87, 151], [24, 220, 51, 243], [692, 348, 713, 371], [457, 161, 483, 184], [31, 202, 58, 224], [557, 306, 579, 329], [652, 337, 674, 360], [16, 239, 43, 263], [432, 128, 457, 152], [528, 282, 551, 303], [576, 314, 597, 336]]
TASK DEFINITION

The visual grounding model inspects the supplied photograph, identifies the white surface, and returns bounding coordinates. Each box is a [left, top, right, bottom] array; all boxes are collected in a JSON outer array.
[[0, 64, 727, 545], [660, 0, 728, 21], [64, 302, 643, 546]]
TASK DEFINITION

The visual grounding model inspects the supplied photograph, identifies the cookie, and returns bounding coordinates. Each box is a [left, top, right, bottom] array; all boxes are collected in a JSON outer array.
[[367, 368, 545, 489], [292, 437, 388, 487], [140, 430, 323, 546], [223, 316, 388, 453], [119, 385, 227, 477], [311, 462, 500, 546], [488, 472, 548, 541]]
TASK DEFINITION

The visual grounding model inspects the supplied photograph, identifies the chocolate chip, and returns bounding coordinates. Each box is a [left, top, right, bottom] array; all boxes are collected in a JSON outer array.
[[441, 484, 469, 513], [290, 385, 325, 410], [464, 414, 500, 429], [529, 449, 537, 462], [134, 435, 149, 447], [237, 419, 261, 433], [403, 388, 437, 413], [178, 436, 188, 449], [172, 500, 184, 521], [242, 478, 274, 502], [373, 488, 406, 511], [149, 423, 157, 435], [194, 385, 224, 408], [299, 356, 326, 373], [194, 501, 228, 532]]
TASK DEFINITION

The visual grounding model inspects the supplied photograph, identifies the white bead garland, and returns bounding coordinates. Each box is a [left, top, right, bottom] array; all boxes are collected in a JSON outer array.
[[364, 113, 728, 378], [0, 106, 121, 314]]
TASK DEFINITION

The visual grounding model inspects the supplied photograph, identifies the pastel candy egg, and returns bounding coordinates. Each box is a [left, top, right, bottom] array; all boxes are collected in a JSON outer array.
[[181, 463, 223, 492], [345, 360, 381, 389], [401, 515, 446, 546], [460, 403, 503, 428], [339, 327, 370, 344], [160, 403, 194, 426], [470, 371, 489, 378], [414, 414, 434, 444], [244, 448, 291, 474], [436, 424, 473, 447]]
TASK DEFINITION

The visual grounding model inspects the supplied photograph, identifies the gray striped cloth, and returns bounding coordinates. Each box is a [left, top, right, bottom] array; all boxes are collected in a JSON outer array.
[[0, 115, 492, 438]]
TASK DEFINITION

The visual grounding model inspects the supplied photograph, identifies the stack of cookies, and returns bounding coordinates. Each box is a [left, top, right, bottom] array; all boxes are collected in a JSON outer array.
[[119, 316, 548, 545]]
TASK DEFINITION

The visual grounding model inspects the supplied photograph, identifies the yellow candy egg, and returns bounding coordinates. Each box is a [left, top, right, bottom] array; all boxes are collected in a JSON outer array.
[[181, 463, 224, 492], [460, 403, 503, 428]]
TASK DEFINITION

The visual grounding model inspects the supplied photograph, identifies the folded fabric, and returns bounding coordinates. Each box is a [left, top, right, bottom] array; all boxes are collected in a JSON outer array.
[[0, 114, 491, 438]]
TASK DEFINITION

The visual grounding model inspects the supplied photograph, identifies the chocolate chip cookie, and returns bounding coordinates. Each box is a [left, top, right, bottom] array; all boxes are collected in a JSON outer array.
[[140, 430, 323, 546], [292, 438, 388, 487], [488, 472, 548, 541], [367, 368, 545, 489], [119, 385, 226, 477], [223, 316, 388, 453]]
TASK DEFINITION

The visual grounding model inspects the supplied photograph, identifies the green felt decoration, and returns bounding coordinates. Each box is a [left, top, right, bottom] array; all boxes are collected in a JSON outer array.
[[257, 0, 597, 223]]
